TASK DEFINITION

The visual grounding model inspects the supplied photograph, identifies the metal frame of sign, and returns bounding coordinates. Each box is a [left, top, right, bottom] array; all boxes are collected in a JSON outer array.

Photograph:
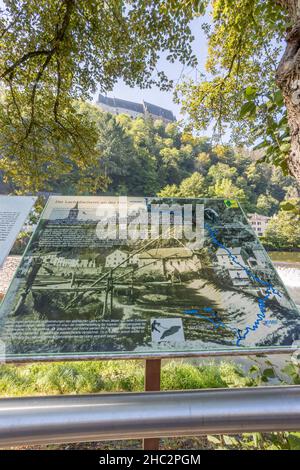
[[2, 346, 298, 364]]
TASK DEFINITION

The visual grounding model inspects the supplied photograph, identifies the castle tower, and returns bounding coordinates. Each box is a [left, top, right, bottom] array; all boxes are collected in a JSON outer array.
[[67, 202, 79, 221]]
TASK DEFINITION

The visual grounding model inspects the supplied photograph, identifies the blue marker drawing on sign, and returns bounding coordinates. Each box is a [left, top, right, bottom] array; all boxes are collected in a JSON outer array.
[[183, 223, 282, 346]]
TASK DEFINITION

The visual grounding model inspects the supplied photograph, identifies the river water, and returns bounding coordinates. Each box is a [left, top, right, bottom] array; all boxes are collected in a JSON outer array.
[[269, 252, 300, 308]]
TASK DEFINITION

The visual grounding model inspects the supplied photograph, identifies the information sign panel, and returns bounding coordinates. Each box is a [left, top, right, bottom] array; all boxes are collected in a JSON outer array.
[[0, 196, 298, 361]]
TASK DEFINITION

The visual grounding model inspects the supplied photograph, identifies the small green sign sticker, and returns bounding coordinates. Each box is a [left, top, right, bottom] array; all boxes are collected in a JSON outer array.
[[224, 199, 238, 208]]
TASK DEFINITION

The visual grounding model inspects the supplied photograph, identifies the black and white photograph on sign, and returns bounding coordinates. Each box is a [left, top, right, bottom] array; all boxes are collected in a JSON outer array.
[[0, 196, 299, 361]]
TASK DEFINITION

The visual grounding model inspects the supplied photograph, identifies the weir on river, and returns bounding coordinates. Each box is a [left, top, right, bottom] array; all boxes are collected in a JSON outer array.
[[276, 265, 300, 307]]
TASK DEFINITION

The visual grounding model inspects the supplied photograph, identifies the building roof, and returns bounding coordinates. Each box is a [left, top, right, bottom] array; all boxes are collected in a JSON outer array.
[[247, 213, 271, 221], [143, 101, 175, 121], [139, 247, 193, 259], [216, 247, 242, 256], [97, 94, 176, 121], [106, 249, 128, 258], [98, 95, 144, 113], [54, 253, 100, 260]]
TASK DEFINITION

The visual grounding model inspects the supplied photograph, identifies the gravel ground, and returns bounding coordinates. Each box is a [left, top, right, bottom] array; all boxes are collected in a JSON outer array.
[[0, 256, 20, 297]]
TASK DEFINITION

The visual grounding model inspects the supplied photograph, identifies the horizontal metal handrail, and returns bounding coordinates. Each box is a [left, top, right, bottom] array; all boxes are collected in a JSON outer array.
[[0, 386, 300, 446]]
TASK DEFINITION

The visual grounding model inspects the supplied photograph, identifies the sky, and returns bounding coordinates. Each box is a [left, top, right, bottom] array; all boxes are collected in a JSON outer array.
[[93, 17, 208, 120]]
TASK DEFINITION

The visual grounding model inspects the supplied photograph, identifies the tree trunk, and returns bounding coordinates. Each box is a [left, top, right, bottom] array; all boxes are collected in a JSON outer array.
[[276, 2, 300, 182]]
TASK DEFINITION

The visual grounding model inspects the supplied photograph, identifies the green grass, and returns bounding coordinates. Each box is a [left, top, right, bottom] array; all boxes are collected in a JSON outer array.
[[0, 360, 247, 397]]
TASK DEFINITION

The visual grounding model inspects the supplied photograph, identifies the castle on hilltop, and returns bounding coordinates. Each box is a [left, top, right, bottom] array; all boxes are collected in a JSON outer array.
[[97, 94, 176, 123]]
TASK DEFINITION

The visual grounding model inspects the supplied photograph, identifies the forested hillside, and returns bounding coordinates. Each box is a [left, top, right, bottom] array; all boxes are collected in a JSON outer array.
[[51, 104, 299, 219]]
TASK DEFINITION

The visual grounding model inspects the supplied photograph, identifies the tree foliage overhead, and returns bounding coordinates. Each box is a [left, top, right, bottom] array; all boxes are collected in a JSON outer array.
[[0, 0, 201, 190], [176, 0, 300, 183]]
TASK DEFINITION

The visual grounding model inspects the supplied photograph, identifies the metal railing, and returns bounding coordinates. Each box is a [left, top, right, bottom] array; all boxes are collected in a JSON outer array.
[[0, 386, 300, 446]]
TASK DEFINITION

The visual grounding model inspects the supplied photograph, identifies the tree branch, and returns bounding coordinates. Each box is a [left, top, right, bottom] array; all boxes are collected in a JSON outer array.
[[1, 0, 75, 79], [4, 0, 76, 145], [1, 49, 53, 79]]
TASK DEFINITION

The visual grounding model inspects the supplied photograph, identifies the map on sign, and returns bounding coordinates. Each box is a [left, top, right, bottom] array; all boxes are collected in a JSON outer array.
[[0, 196, 299, 361]]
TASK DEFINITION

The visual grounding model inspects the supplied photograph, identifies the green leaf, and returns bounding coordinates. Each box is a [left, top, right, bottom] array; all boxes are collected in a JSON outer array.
[[281, 202, 295, 211], [262, 368, 275, 378], [278, 115, 288, 126], [279, 143, 291, 153], [207, 435, 221, 444], [244, 86, 257, 98], [223, 435, 239, 446], [273, 90, 284, 106], [249, 365, 260, 374], [288, 433, 300, 450], [239, 101, 256, 118]]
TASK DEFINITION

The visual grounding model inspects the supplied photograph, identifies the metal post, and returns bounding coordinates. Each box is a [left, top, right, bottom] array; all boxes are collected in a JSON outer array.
[[143, 359, 161, 450]]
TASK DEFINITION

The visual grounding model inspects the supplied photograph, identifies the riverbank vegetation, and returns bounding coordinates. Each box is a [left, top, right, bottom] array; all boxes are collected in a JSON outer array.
[[262, 199, 300, 250]]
